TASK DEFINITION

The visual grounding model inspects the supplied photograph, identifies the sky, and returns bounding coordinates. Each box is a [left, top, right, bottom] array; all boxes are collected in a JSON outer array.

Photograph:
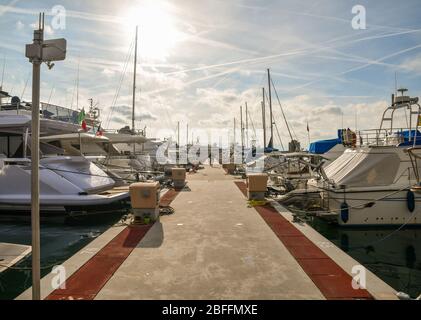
[[1, 0, 421, 148]]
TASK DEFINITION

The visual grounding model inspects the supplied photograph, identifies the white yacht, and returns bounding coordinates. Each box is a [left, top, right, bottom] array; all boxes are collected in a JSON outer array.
[[104, 126, 163, 172], [310, 89, 421, 226], [0, 99, 129, 216], [40, 131, 160, 182]]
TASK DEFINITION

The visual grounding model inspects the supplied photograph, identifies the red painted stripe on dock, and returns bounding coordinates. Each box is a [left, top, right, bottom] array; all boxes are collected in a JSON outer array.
[[160, 189, 180, 207], [46, 225, 151, 300], [234, 181, 373, 300], [45, 189, 181, 300]]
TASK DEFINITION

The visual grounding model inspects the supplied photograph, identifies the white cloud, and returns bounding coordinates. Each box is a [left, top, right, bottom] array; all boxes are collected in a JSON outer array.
[[401, 54, 421, 74], [16, 20, 24, 30]]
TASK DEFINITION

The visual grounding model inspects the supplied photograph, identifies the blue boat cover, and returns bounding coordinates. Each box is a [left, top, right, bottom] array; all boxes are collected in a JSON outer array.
[[397, 130, 421, 146], [308, 129, 343, 154], [264, 147, 279, 153]]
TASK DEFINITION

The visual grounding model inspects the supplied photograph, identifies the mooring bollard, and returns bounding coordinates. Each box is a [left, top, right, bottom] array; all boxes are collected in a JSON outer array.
[[247, 173, 268, 201], [129, 182, 161, 224], [172, 168, 187, 190]]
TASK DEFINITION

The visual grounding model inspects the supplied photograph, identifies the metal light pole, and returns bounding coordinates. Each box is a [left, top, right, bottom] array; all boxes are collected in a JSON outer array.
[[30, 15, 43, 301], [26, 13, 67, 300]]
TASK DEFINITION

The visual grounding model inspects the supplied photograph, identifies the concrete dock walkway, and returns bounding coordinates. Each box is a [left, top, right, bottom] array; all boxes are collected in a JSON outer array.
[[96, 166, 324, 299]]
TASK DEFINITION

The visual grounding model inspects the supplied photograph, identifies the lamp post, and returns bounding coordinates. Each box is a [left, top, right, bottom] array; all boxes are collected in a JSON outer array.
[[25, 13, 67, 300]]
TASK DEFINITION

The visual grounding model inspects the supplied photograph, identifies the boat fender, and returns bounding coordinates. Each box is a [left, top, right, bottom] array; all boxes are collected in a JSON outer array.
[[340, 202, 349, 223], [407, 191, 415, 213]]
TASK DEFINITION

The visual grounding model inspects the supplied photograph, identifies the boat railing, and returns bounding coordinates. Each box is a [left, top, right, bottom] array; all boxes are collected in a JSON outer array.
[[103, 128, 146, 136], [357, 128, 417, 147], [0, 100, 83, 126]]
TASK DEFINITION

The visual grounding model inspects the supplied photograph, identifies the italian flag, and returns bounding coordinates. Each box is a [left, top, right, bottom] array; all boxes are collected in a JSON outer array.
[[78, 109, 87, 131]]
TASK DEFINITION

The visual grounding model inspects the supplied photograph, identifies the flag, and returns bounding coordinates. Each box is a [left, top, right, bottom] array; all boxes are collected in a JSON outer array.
[[77, 109, 86, 125], [307, 122, 310, 132], [81, 120, 88, 132]]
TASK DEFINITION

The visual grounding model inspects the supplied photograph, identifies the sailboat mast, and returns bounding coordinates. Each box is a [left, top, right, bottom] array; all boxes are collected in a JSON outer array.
[[177, 121, 180, 147], [262, 88, 266, 148], [233, 117, 236, 147], [132, 26, 138, 133], [240, 106, 244, 163], [245, 102, 248, 149], [131, 26, 139, 156], [267, 69, 273, 149]]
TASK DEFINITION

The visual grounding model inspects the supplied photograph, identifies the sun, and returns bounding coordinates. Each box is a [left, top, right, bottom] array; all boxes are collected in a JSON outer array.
[[121, 3, 181, 60]]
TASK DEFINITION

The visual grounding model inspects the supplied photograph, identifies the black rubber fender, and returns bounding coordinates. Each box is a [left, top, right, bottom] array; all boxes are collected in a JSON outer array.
[[340, 202, 349, 223], [407, 190, 415, 213]]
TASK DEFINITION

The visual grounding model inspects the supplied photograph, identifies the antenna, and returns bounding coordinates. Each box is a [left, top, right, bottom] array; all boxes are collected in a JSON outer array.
[[38, 12, 45, 31]]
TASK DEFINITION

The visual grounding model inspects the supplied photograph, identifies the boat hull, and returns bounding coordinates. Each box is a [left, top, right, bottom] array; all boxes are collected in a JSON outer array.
[[327, 189, 421, 226]]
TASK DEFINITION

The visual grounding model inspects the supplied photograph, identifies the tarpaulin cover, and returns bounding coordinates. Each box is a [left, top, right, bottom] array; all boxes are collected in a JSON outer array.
[[309, 130, 343, 154]]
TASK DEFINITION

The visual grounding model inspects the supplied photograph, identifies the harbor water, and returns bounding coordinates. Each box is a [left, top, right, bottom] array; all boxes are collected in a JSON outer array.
[[308, 217, 421, 298], [0, 213, 125, 300]]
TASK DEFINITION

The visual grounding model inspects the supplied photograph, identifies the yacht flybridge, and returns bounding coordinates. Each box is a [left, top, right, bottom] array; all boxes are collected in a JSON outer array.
[[303, 89, 421, 226]]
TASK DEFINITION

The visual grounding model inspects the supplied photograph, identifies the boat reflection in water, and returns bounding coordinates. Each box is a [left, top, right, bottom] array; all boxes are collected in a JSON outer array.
[[309, 217, 421, 299]]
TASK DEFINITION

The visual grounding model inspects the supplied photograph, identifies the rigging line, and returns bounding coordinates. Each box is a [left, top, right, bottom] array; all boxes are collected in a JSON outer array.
[[263, 88, 286, 145], [273, 121, 285, 151], [241, 75, 266, 135], [106, 39, 134, 126], [241, 75, 266, 130], [284, 185, 411, 215], [47, 86, 55, 104], [109, 41, 134, 125], [247, 107, 256, 138], [337, 207, 418, 252], [20, 73, 30, 101], [105, 39, 135, 128], [42, 166, 158, 183], [270, 77, 295, 142], [69, 76, 76, 110]]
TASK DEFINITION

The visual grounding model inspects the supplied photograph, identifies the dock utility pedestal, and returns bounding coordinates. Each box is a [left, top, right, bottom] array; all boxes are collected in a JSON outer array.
[[223, 163, 236, 174], [172, 168, 187, 190], [247, 173, 268, 201], [130, 182, 160, 223]]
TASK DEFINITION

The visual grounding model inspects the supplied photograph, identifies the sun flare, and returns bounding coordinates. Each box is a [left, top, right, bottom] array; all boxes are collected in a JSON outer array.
[[121, 3, 181, 60]]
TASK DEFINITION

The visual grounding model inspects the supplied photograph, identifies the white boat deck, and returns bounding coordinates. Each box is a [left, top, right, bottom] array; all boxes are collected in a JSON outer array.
[[0, 242, 31, 273]]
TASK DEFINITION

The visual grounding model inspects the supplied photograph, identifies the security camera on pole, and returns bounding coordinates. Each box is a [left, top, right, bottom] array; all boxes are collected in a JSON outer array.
[[25, 13, 67, 300]]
